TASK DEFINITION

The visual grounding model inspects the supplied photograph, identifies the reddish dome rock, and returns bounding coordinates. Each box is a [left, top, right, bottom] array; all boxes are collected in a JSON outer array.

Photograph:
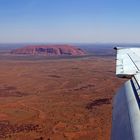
[[11, 45, 86, 56]]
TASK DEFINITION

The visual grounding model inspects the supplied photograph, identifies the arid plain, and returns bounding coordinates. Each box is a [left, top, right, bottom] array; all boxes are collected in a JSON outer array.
[[0, 53, 124, 140]]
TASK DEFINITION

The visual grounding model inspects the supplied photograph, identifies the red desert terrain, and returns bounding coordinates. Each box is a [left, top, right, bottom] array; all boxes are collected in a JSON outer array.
[[0, 48, 125, 140], [11, 45, 86, 56]]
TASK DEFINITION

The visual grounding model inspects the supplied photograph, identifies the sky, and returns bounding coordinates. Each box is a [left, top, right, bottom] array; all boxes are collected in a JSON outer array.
[[0, 0, 140, 43]]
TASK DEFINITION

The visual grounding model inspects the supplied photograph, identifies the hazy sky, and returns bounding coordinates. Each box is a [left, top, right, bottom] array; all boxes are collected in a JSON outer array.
[[0, 0, 140, 43]]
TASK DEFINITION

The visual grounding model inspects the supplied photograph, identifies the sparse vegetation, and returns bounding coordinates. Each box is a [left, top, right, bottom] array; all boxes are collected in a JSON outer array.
[[0, 52, 124, 139]]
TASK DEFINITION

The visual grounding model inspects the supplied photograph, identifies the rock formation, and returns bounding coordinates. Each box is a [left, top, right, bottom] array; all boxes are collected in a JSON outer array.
[[11, 45, 86, 56]]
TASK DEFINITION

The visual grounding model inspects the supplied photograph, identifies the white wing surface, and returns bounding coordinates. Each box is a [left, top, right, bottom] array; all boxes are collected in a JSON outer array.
[[116, 48, 140, 77], [112, 47, 140, 140]]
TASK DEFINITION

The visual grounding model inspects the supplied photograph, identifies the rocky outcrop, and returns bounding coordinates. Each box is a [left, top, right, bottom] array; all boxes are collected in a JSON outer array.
[[11, 45, 86, 56]]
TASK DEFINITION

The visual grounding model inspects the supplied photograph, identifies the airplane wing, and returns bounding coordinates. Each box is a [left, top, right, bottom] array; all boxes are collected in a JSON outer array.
[[115, 47, 140, 77], [111, 47, 140, 140]]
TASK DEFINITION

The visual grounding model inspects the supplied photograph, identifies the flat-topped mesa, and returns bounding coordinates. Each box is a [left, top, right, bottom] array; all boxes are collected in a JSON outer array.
[[11, 45, 86, 56]]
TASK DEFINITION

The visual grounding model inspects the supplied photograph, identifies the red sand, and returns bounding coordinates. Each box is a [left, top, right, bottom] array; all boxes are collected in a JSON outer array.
[[0, 56, 125, 139]]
